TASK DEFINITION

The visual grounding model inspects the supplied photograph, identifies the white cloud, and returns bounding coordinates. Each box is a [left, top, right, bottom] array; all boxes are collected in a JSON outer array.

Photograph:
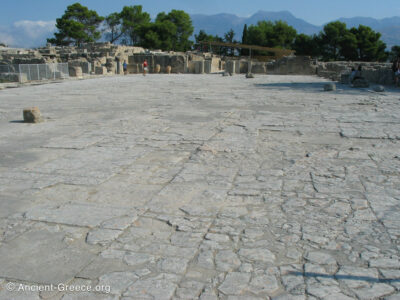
[[0, 20, 56, 48], [0, 31, 16, 46]]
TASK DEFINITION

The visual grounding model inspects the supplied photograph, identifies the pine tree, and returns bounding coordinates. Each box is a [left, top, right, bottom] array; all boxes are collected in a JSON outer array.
[[47, 3, 104, 46]]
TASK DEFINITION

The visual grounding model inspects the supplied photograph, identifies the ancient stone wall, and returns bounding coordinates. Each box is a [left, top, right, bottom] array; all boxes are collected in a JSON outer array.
[[128, 53, 187, 74], [225, 56, 316, 75], [1, 43, 394, 85], [225, 56, 394, 85], [0, 43, 145, 76], [316, 61, 393, 85]]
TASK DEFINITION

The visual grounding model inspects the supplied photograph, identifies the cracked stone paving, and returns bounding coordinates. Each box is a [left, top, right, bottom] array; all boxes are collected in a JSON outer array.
[[0, 74, 399, 299]]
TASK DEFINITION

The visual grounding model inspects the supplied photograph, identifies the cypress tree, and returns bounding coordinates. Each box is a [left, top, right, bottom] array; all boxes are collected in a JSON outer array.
[[242, 24, 248, 55]]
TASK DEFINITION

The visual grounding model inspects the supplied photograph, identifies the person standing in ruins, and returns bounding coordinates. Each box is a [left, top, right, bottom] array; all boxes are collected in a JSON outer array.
[[123, 60, 128, 75], [143, 59, 148, 76]]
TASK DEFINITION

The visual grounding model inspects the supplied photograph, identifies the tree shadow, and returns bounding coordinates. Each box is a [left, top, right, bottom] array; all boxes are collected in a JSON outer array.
[[255, 82, 327, 91], [289, 271, 400, 283], [9, 120, 25, 123], [254, 82, 399, 95]]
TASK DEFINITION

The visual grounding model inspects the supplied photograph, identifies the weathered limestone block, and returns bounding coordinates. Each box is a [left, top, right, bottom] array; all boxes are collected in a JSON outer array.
[[194, 61, 204, 74], [316, 61, 393, 85], [318, 70, 339, 81], [115, 61, 123, 74], [240, 61, 250, 73], [186, 61, 196, 73], [210, 57, 221, 73], [373, 85, 385, 92], [68, 66, 82, 78], [80, 62, 91, 74], [167, 55, 185, 73], [95, 66, 107, 75], [246, 73, 255, 78], [128, 64, 139, 74], [352, 78, 369, 88], [204, 60, 211, 74], [128, 54, 185, 73], [18, 73, 28, 83], [0, 72, 27, 83], [154, 64, 161, 73], [266, 62, 275, 72], [341, 74, 350, 84], [225, 60, 236, 74], [23, 107, 42, 123], [268, 56, 316, 75], [235, 60, 240, 74], [53, 71, 63, 79], [251, 62, 266, 74], [324, 83, 336, 91], [362, 69, 392, 85]]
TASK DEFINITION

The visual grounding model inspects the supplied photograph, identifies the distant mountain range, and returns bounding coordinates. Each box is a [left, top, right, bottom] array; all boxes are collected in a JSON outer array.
[[191, 11, 400, 49], [1, 10, 399, 49]]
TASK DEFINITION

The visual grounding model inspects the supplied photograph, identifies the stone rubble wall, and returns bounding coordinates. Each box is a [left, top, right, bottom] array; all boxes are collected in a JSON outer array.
[[316, 61, 393, 85], [0, 43, 145, 77], [225, 56, 394, 85], [128, 53, 187, 74], [225, 56, 317, 75], [0, 44, 225, 78], [1, 43, 395, 85]]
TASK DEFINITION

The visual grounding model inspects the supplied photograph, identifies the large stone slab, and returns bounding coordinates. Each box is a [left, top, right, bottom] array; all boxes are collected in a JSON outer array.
[[24, 203, 136, 228], [0, 229, 94, 284]]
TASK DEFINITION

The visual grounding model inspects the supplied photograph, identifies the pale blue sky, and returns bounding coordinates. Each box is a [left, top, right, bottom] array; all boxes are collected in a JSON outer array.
[[1, 0, 399, 26], [1, 0, 398, 47]]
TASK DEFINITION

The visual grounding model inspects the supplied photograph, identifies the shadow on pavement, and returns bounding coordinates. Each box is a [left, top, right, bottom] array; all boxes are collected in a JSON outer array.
[[289, 271, 400, 283], [254, 82, 399, 95]]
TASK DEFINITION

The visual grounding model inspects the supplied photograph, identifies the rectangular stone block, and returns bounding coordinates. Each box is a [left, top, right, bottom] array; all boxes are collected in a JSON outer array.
[[240, 61, 250, 73], [225, 60, 235, 74], [0, 72, 27, 83], [69, 66, 83, 78], [252, 62, 266, 74], [80, 62, 91, 74], [194, 60, 204, 74], [95, 66, 107, 75], [187, 61, 196, 73], [0, 229, 94, 284], [25, 203, 136, 228], [127, 64, 139, 74], [204, 60, 211, 74], [116, 61, 123, 74], [341, 73, 350, 84], [235, 60, 240, 74], [210, 57, 221, 73]]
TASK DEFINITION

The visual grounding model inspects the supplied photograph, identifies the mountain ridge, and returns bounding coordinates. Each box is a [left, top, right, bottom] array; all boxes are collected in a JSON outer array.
[[191, 10, 400, 48]]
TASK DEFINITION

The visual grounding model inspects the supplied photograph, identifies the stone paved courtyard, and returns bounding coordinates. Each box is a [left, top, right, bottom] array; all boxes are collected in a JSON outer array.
[[0, 74, 399, 300]]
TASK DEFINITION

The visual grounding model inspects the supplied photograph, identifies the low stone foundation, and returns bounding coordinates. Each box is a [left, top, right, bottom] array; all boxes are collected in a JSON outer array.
[[128, 54, 186, 74], [95, 66, 108, 75], [0, 72, 27, 83], [225, 56, 395, 85], [316, 61, 393, 85], [69, 66, 83, 78], [1, 43, 395, 85]]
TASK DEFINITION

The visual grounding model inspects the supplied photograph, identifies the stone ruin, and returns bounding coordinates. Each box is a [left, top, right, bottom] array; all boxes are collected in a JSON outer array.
[[0, 42, 396, 85], [0, 43, 224, 78], [317, 61, 394, 85]]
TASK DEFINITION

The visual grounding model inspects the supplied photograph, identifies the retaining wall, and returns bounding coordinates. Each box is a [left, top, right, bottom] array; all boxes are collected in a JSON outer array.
[[225, 56, 395, 85]]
